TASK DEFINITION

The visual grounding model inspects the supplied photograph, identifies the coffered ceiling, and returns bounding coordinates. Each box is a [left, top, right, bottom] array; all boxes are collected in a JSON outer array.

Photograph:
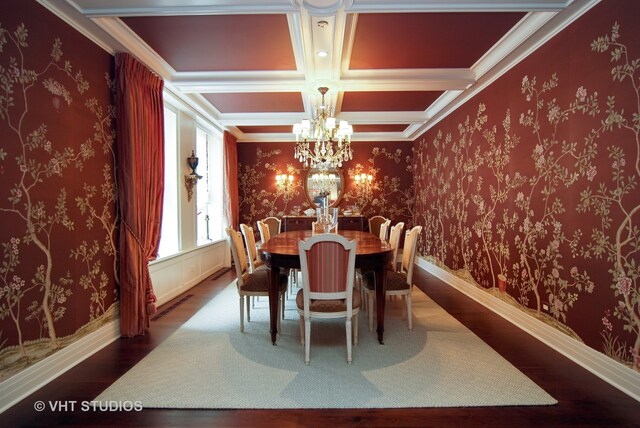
[[40, 0, 598, 142]]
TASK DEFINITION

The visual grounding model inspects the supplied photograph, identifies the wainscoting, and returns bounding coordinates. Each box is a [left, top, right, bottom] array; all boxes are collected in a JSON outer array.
[[0, 241, 230, 414], [150, 239, 229, 306]]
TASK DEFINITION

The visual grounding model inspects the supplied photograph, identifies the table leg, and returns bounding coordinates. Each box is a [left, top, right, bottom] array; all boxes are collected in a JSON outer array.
[[374, 265, 387, 344], [268, 266, 280, 345]]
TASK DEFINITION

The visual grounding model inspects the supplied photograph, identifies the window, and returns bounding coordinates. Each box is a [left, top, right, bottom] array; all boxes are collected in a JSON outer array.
[[196, 126, 223, 245], [157, 106, 180, 258]]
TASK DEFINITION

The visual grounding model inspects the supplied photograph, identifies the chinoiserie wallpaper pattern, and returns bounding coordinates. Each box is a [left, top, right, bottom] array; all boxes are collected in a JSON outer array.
[[413, 0, 639, 371], [236, 141, 414, 230], [0, 1, 117, 380]]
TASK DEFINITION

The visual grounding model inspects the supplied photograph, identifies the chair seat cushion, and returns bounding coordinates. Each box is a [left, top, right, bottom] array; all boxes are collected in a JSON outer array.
[[296, 289, 361, 312], [362, 270, 409, 291], [241, 270, 287, 293]]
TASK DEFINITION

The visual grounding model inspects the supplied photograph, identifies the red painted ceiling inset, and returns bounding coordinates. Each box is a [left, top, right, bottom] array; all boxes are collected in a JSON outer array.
[[238, 125, 294, 134], [122, 15, 296, 72], [353, 124, 408, 133], [348, 12, 525, 69], [341, 91, 443, 112], [203, 92, 304, 113]]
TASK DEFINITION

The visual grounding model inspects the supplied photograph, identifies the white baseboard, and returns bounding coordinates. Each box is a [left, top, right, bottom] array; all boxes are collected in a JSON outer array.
[[0, 319, 120, 413], [416, 257, 640, 403]]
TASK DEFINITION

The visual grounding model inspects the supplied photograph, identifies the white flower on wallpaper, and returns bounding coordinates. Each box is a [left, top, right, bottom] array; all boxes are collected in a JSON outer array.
[[0, 20, 117, 377]]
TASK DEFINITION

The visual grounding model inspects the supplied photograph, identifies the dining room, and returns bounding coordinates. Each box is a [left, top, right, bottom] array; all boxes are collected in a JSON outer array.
[[1, 0, 640, 425]]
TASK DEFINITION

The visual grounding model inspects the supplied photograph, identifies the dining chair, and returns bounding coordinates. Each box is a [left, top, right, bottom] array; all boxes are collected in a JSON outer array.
[[240, 223, 265, 273], [378, 219, 391, 241], [257, 220, 271, 244], [362, 225, 422, 332], [388, 222, 405, 271], [262, 216, 282, 238], [226, 227, 287, 332], [362, 221, 404, 314], [368, 215, 388, 238], [297, 233, 360, 365]]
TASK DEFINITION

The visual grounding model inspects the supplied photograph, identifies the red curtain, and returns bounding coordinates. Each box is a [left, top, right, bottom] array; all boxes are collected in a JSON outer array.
[[223, 131, 239, 230], [115, 53, 165, 337]]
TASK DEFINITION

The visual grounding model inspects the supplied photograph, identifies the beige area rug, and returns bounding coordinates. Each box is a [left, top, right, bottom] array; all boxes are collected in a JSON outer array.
[[95, 282, 557, 409]]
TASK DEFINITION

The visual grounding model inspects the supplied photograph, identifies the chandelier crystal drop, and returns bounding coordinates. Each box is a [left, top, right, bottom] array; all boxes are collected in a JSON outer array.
[[293, 87, 353, 170]]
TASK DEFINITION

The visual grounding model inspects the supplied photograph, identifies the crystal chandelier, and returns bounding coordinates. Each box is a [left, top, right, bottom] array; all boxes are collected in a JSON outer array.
[[293, 87, 353, 170]]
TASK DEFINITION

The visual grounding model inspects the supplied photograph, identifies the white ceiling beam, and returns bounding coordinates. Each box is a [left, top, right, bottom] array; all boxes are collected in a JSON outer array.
[[67, 0, 569, 17]]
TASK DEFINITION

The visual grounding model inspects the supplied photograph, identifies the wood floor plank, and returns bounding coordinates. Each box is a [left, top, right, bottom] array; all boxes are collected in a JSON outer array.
[[1, 267, 638, 427]]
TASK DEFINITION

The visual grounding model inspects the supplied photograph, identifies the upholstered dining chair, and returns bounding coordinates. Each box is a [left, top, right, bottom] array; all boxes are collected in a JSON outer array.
[[388, 222, 405, 271], [362, 221, 404, 314], [262, 216, 282, 238], [240, 223, 265, 273], [362, 225, 422, 332], [378, 219, 391, 241], [257, 220, 271, 244], [368, 215, 388, 238], [297, 233, 360, 365], [226, 227, 287, 332]]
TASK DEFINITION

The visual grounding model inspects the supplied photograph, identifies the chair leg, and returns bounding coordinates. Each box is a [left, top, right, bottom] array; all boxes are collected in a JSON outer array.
[[246, 295, 251, 322], [408, 292, 413, 331], [346, 318, 353, 364], [304, 318, 311, 365], [239, 295, 244, 333], [299, 315, 304, 345], [353, 314, 359, 346]]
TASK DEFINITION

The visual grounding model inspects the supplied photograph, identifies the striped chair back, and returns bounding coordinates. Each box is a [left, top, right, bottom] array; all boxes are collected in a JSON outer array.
[[298, 234, 356, 301]]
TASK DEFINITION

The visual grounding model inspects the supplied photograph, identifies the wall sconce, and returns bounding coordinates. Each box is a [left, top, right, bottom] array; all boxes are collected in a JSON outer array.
[[185, 150, 202, 202], [275, 173, 294, 191], [354, 173, 373, 188]]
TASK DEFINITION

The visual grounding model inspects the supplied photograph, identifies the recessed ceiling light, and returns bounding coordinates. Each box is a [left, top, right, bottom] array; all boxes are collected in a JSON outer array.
[[317, 20, 328, 28], [317, 50, 328, 58]]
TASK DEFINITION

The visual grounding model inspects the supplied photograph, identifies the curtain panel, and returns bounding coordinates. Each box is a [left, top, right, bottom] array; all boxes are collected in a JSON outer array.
[[115, 53, 165, 337], [223, 131, 239, 230]]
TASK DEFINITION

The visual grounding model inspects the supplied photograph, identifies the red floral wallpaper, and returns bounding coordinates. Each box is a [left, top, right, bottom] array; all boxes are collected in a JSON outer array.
[[0, 1, 117, 380], [237, 140, 414, 229], [413, 0, 640, 371]]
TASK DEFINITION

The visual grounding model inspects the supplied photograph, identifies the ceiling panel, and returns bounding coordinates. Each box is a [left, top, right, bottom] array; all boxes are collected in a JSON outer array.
[[203, 92, 304, 113], [122, 14, 296, 72], [341, 91, 443, 112], [348, 12, 525, 69]]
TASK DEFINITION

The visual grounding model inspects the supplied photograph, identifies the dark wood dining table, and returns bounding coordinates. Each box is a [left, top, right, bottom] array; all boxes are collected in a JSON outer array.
[[259, 230, 393, 345]]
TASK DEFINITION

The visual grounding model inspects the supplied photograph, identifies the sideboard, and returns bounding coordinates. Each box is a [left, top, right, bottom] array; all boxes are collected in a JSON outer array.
[[282, 215, 367, 232]]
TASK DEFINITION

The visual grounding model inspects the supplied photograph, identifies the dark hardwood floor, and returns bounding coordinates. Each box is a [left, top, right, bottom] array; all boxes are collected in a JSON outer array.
[[1, 267, 639, 427]]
